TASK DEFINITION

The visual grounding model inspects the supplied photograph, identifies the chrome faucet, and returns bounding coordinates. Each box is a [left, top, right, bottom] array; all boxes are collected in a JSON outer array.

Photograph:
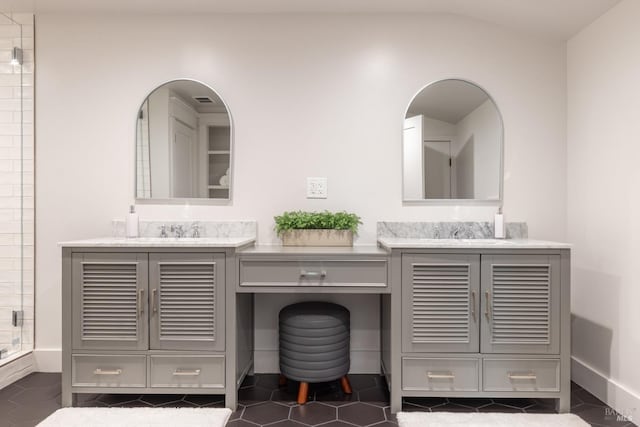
[[191, 223, 200, 238], [171, 224, 186, 238], [159, 225, 168, 238]]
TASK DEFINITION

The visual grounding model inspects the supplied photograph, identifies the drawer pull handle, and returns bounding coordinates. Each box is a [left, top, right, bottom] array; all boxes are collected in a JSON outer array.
[[173, 369, 201, 376], [427, 371, 455, 380], [300, 270, 327, 279], [508, 372, 537, 380], [138, 289, 144, 316], [94, 368, 122, 376]]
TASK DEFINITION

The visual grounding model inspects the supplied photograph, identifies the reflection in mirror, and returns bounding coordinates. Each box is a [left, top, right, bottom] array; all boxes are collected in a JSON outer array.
[[136, 79, 232, 200], [403, 79, 502, 201]]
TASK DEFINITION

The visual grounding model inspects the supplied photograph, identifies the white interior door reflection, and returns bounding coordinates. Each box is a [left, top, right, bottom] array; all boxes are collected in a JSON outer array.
[[170, 118, 197, 198]]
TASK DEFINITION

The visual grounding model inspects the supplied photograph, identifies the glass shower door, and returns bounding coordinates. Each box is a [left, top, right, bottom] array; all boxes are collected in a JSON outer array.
[[0, 12, 31, 363]]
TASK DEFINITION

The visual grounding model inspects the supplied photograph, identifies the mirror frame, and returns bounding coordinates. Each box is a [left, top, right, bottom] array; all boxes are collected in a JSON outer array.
[[134, 78, 235, 205], [402, 78, 504, 205]]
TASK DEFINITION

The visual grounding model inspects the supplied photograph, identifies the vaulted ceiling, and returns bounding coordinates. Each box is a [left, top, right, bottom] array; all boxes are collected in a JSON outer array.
[[2, 0, 621, 40]]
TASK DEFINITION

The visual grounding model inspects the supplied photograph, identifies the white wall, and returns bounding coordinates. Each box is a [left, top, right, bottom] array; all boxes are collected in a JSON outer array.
[[454, 136, 474, 198], [567, 0, 640, 417], [35, 13, 567, 368], [455, 99, 501, 199]]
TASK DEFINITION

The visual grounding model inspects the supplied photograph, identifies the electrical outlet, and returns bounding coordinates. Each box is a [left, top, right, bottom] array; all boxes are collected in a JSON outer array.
[[307, 177, 328, 199]]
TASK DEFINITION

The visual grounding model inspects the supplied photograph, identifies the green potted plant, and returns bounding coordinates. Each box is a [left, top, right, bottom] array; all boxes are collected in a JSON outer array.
[[274, 210, 362, 246]]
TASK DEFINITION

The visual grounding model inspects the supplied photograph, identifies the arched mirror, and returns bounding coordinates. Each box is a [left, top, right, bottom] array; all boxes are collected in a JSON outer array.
[[403, 79, 502, 202], [135, 79, 232, 201]]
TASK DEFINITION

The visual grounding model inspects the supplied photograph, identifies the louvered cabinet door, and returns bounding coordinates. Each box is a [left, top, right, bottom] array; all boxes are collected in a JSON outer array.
[[401, 254, 480, 353], [480, 255, 560, 354], [149, 253, 225, 351], [72, 253, 149, 351]]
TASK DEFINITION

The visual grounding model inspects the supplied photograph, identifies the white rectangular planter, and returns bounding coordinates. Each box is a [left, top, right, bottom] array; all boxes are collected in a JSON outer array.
[[280, 229, 353, 247]]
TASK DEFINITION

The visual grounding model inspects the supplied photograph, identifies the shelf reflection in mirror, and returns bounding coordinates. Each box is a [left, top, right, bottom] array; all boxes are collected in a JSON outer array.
[[136, 79, 232, 201], [403, 79, 502, 202]]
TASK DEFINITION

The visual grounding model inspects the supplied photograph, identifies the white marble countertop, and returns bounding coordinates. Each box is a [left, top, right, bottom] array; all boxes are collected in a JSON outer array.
[[59, 236, 256, 248], [377, 237, 571, 250]]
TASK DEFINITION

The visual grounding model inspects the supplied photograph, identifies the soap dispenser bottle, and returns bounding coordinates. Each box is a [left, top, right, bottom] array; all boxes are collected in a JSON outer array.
[[126, 205, 139, 238], [494, 207, 505, 239]]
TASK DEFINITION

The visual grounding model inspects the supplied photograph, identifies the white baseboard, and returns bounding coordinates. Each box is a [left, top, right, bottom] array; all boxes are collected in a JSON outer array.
[[0, 351, 36, 389], [34, 348, 61, 372], [254, 350, 380, 374], [572, 356, 640, 424]]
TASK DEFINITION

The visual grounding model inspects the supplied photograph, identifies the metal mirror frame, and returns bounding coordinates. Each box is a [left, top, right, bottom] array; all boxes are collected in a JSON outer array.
[[134, 78, 234, 205], [402, 78, 504, 205]]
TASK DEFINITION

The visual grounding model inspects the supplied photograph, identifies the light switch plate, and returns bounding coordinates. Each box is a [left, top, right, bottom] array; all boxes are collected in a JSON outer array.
[[307, 177, 328, 199]]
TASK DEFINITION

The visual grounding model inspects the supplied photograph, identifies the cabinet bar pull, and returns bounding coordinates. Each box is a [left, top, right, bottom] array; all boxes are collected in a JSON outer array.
[[94, 368, 122, 376], [300, 270, 326, 279], [485, 291, 491, 317], [138, 289, 145, 316], [173, 369, 201, 376], [471, 290, 476, 321], [426, 371, 455, 379], [152, 289, 158, 313], [508, 372, 537, 380]]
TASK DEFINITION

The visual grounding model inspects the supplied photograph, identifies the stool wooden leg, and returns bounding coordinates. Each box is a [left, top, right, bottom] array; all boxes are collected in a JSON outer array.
[[279, 374, 287, 386], [297, 382, 309, 404], [340, 375, 353, 394]]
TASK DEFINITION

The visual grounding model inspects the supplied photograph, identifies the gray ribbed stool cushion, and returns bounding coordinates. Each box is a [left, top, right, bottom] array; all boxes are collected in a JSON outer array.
[[279, 302, 350, 382]]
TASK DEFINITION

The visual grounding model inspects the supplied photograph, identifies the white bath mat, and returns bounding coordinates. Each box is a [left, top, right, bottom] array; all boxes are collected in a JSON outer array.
[[397, 412, 589, 427], [37, 407, 232, 427]]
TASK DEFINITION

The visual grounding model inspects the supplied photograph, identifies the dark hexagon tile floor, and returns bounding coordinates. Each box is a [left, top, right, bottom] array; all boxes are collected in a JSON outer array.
[[0, 372, 635, 426]]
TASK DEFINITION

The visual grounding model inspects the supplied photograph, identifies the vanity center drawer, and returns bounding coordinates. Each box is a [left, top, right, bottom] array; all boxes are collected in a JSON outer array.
[[240, 259, 387, 288]]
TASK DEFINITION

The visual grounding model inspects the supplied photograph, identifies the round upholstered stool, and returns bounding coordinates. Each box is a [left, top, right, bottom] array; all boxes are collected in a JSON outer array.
[[279, 301, 352, 404]]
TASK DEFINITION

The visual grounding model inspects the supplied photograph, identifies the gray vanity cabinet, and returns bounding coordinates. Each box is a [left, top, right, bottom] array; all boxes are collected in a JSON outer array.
[[402, 254, 480, 353], [63, 247, 233, 407], [391, 248, 570, 413], [149, 253, 225, 351], [71, 252, 149, 351]]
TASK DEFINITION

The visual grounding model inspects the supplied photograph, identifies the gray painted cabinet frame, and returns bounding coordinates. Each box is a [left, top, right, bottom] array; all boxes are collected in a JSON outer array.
[[148, 252, 225, 351], [385, 247, 571, 414], [480, 254, 560, 355], [71, 252, 149, 352], [63, 244, 569, 415], [401, 253, 481, 354], [62, 246, 246, 410]]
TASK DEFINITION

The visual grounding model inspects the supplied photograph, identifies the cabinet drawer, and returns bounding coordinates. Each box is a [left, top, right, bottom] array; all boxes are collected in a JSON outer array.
[[402, 357, 479, 391], [483, 358, 560, 392], [240, 259, 387, 288], [72, 354, 146, 387], [149, 355, 225, 388]]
